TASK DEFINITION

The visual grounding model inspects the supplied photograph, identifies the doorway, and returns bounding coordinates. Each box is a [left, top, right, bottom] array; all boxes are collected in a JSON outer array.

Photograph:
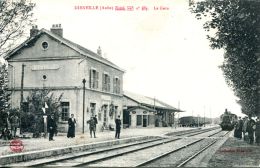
[[143, 115, 148, 127]]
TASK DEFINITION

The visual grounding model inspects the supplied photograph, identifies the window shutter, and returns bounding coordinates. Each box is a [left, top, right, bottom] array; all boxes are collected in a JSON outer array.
[[113, 77, 116, 93], [89, 69, 92, 88], [108, 75, 110, 92], [118, 78, 120, 94], [96, 71, 99, 89], [102, 73, 105, 91]]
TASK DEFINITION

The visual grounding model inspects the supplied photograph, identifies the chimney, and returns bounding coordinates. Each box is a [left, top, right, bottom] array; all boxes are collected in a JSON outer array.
[[30, 25, 39, 37], [97, 46, 102, 56], [50, 24, 63, 37]]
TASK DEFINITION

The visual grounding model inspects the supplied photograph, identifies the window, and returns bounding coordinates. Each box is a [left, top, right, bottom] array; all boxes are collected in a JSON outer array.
[[43, 75, 47, 80], [102, 73, 110, 92], [61, 102, 70, 121], [137, 115, 142, 126], [89, 69, 99, 89], [41, 42, 48, 50], [113, 77, 120, 94], [90, 103, 96, 116]]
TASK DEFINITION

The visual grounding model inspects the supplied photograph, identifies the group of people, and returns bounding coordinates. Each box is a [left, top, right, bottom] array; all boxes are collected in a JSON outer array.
[[0, 114, 19, 140], [66, 114, 99, 139], [234, 116, 260, 145], [47, 113, 122, 141]]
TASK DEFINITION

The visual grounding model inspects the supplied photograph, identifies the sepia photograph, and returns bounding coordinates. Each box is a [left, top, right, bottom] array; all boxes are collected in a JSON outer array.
[[0, 0, 259, 167]]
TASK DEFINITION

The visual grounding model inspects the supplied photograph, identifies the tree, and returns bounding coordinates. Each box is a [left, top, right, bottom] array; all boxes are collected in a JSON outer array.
[[21, 89, 63, 135], [0, 64, 11, 131], [0, 0, 35, 57], [190, 0, 260, 117]]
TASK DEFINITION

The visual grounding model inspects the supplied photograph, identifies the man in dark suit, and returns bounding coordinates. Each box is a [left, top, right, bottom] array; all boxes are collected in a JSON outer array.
[[87, 116, 96, 138], [115, 115, 121, 139], [47, 114, 57, 141], [247, 116, 256, 144]]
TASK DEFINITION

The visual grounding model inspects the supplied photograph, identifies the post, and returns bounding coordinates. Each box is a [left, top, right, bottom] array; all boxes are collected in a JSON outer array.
[[192, 110, 194, 127], [43, 115, 47, 138], [204, 106, 206, 127], [82, 79, 86, 134], [210, 107, 212, 125], [177, 101, 180, 127], [42, 103, 48, 138], [198, 115, 200, 127], [19, 64, 25, 134], [153, 97, 156, 111]]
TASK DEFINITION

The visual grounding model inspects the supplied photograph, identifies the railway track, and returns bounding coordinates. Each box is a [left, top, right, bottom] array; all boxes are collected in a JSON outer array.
[[135, 131, 231, 167], [165, 126, 219, 136], [6, 127, 222, 167], [176, 131, 230, 167]]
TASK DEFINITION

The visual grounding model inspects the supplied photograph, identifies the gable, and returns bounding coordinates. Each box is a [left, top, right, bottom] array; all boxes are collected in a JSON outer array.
[[123, 95, 139, 107], [7, 33, 81, 61]]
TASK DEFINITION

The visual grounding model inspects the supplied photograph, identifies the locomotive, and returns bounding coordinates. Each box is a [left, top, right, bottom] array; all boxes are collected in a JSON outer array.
[[220, 109, 237, 131]]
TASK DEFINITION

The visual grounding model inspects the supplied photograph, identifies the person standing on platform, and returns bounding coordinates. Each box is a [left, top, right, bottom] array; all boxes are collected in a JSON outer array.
[[87, 116, 96, 138], [242, 116, 249, 141], [236, 117, 243, 139], [9, 114, 19, 138], [67, 114, 76, 138], [47, 114, 57, 141], [247, 116, 256, 144], [255, 117, 260, 145], [93, 115, 98, 130], [115, 115, 121, 139], [234, 120, 239, 138]]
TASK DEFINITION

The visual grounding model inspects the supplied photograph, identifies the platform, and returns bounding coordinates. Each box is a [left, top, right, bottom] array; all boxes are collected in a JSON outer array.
[[208, 135, 260, 167]]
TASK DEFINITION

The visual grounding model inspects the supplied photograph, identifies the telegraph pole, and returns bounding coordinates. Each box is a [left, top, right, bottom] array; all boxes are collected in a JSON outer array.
[[210, 107, 212, 125], [19, 64, 25, 134], [204, 105, 206, 127], [153, 97, 156, 111], [82, 79, 86, 134], [177, 101, 180, 127], [198, 114, 200, 127], [192, 110, 194, 127]]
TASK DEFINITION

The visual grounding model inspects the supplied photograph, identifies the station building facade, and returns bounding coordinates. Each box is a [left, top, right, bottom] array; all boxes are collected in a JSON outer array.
[[123, 91, 183, 128], [5, 24, 124, 132]]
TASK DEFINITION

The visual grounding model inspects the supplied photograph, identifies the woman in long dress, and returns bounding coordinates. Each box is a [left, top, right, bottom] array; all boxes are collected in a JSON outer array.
[[67, 114, 76, 138]]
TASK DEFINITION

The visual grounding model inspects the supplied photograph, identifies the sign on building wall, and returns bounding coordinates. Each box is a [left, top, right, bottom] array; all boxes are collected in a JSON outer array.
[[31, 64, 60, 71]]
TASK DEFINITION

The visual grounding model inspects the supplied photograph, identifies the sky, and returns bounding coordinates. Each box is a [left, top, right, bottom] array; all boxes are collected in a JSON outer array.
[[28, 0, 245, 118]]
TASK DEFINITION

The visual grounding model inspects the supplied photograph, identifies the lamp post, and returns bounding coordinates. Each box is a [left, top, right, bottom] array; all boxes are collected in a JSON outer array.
[[19, 64, 25, 134], [82, 78, 86, 134]]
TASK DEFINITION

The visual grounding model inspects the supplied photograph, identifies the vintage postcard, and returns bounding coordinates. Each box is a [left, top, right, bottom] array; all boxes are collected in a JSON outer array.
[[0, 0, 259, 167]]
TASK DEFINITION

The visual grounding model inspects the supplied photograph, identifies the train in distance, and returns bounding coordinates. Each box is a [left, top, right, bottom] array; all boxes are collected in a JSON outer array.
[[219, 109, 237, 131], [178, 116, 212, 127]]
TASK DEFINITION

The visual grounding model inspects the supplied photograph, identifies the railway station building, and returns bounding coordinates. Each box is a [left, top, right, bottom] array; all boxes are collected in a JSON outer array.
[[5, 24, 124, 133], [123, 91, 183, 128]]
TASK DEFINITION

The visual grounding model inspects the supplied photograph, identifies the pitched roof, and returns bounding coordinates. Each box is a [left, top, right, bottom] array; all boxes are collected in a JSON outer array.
[[127, 105, 156, 112], [123, 91, 184, 112], [5, 28, 124, 72]]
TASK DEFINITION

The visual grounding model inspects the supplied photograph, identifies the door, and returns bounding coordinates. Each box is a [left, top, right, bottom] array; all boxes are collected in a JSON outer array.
[[143, 115, 147, 127]]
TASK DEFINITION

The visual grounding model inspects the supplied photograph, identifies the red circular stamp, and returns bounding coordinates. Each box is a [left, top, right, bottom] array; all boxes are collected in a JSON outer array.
[[9, 139, 24, 152]]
